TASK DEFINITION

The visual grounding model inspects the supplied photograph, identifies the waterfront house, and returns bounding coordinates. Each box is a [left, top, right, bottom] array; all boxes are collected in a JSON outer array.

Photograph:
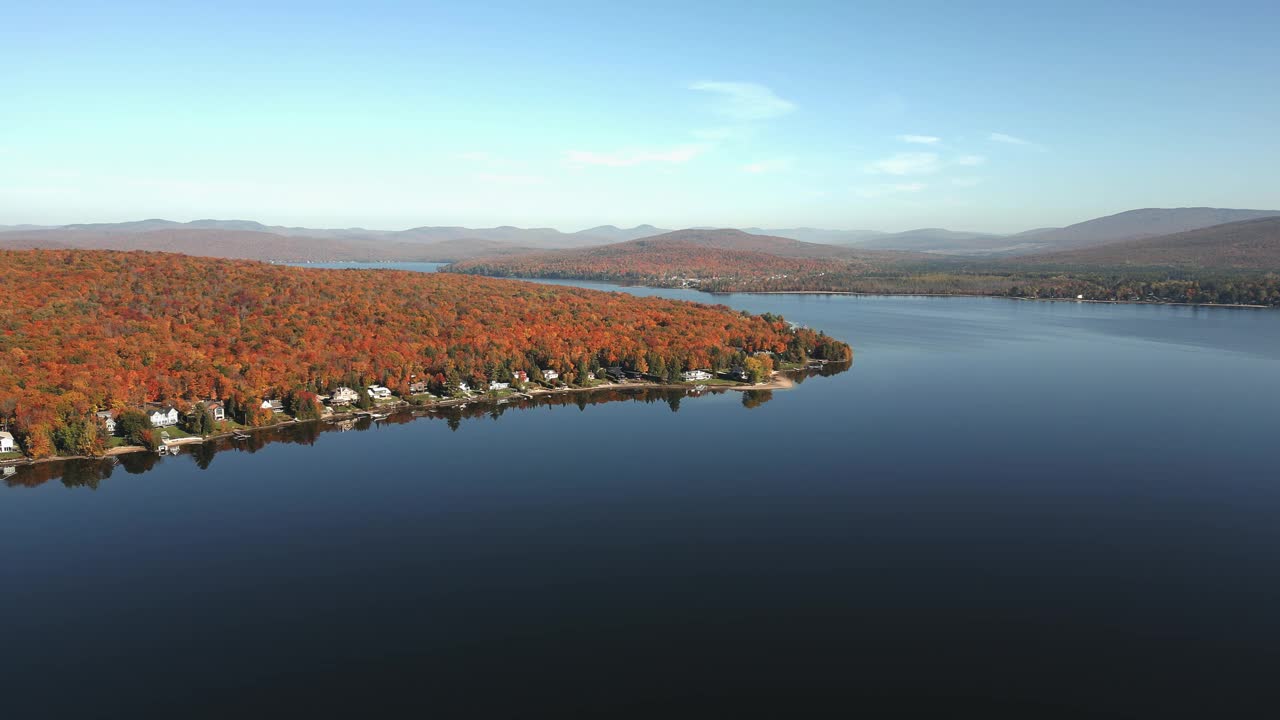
[[727, 366, 750, 381], [367, 385, 393, 400], [542, 369, 559, 381], [259, 399, 284, 414], [513, 370, 528, 383], [148, 406, 180, 427], [408, 380, 430, 394], [605, 367, 626, 381], [202, 400, 226, 421], [330, 386, 360, 405], [0, 431, 15, 453], [457, 382, 472, 393], [95, 410, 118, 435], [681, 370, 713, 382], [489, 381, 510, 391]]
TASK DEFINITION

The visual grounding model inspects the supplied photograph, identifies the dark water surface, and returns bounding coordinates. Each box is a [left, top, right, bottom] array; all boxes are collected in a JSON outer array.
[[4, 271, 1280, 717]]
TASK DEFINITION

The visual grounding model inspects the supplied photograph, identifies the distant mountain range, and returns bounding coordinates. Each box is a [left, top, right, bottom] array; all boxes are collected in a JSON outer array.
[[1012, 207, 1280, 252], [1014, 216, 1280, 271], [3, 207, 1277, 264]]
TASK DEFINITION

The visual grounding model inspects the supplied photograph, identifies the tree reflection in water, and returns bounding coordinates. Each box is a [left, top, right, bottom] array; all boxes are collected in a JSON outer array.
[[2, 363, 848, 490]]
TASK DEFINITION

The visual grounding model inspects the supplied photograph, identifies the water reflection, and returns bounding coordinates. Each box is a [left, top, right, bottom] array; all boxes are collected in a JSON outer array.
[[3, 366, 847, 490]]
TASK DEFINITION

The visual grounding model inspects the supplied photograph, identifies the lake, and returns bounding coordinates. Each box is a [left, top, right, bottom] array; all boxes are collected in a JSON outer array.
[[4, 265, 1280, 717]]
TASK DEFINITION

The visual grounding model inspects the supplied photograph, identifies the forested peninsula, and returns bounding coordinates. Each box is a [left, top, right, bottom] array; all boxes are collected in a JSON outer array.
[[0, 250, 850, 459]]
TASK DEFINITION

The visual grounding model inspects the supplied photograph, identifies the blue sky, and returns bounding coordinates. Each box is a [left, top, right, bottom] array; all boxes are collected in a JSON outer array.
[[3, 0, 1278, 232]]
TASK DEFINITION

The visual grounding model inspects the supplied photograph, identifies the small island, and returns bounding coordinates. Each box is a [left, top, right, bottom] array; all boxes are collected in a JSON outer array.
[[0, 249, 851, 462]]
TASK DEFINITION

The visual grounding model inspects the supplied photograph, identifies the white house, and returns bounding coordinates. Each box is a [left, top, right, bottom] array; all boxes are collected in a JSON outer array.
[[260, 399, 284, 414], [95, 411, 118, 435], [542, 369, 559, 381], [0, 431, 15, 453], [367, 385, 392, 400], [681, 370, 713, 382], [488, 381, 510, 391], [149, 406, 180, 427], [331, 386, 360, 405], [457, 382, 472, 393]]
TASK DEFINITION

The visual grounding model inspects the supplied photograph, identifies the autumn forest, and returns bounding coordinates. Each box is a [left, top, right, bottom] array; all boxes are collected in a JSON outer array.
[[0, 249, 851, 459]]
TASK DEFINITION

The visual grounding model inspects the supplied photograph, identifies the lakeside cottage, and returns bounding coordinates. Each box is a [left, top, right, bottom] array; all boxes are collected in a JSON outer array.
[[0, 431, 15, 453], [542, 369, 559, 381], [457, 382, 472, 393], [408, 380, 430, 394], [95, 410, 118, 435], [330, 386, 360, 405], [488, 381, 510, 391], [148, 406, 180, 427], [367, 385, 393, 400], [605, 367, 626, 381], [203, 400, 226, 421], [259, 399, 285, 414], [681, 370, 713, 382], [513, 370, 528, 383]]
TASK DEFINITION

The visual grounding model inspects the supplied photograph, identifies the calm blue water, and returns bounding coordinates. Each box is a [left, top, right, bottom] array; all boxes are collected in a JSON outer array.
[[4, 267, 1280, 717]]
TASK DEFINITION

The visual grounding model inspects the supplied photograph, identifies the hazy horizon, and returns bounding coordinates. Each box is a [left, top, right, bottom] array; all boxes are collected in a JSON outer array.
[[4, 1, 1278, 233], [8, 205, 1280, 238]]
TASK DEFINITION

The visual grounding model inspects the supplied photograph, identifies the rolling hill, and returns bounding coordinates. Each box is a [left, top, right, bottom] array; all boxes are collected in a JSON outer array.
[[618, 228, 921, 261], [1018, 207, 1280, 251], [1015, 217, 1280, 271], [446, 235, 858, 282], [0, 227, 536, 263]]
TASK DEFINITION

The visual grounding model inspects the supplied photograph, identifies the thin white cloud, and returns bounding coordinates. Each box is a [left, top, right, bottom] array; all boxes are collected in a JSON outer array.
[[989, 132, 1045, 150], [742, 158, 794, 175], [865, 152, 941, 176], [897, 134, 940, 144], [854, 182, 928, 198], [564, 144, 709, 168], [954, 154, 986, 166], [690, 81, 796, 121], [989, 132, 1030, 145]]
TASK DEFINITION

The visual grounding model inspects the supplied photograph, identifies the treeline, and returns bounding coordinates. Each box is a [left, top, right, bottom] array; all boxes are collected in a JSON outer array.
[[447, 240, 835, 282], [447, 245, 1280, 307], [0, 249, 850, 458]]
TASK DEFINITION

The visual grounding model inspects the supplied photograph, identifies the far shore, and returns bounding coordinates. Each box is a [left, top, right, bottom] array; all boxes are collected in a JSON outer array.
[[450, 270, 1276, 311], [720, 290, 1271, 309], [0, 368, 818, 468]]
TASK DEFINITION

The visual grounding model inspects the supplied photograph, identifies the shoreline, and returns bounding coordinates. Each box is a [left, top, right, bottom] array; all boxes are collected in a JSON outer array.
[[719, 290, 1270, 309], [459, 272, 1275, 311], [1, 368, 816, 468]]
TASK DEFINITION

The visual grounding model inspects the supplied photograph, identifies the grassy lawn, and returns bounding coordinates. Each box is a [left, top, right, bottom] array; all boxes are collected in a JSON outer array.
[[777, 360, 805, 370], [0, 450, 23, 461]]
